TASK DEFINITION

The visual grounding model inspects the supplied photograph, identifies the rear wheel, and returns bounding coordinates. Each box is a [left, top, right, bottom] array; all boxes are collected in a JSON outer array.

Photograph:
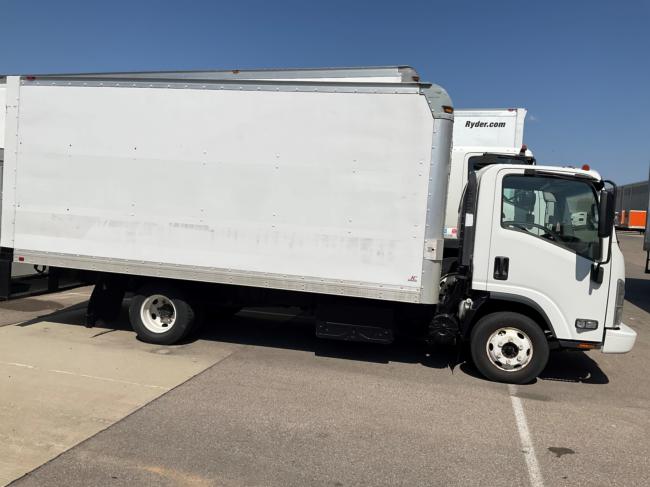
[[129, 283, 196, 345], [470, 311, 549, 384]]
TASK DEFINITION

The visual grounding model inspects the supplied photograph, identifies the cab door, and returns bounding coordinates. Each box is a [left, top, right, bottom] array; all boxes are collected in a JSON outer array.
[[483, 169, 609, 343]]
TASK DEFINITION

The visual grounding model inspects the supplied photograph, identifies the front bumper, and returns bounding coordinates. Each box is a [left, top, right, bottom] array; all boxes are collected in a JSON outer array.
[[602, 323, 637, 353]]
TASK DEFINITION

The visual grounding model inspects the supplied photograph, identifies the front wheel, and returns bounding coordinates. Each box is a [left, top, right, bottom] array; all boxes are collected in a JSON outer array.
[[470, 312, 549, 384], [129, 283, 196, 345]]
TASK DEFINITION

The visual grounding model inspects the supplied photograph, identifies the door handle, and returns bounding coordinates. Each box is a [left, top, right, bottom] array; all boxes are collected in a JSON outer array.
[[494, 256, 509, 280]]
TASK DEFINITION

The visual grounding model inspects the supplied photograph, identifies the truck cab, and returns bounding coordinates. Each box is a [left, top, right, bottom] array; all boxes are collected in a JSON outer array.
[[437, 163, 637, 383]]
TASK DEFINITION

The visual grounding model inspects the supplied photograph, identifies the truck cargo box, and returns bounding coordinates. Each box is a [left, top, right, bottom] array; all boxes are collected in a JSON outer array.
[[1, 68, 453, 304]]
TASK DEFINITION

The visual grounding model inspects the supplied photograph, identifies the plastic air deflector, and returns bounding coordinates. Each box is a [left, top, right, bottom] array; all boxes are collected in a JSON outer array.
[[458, 171, 478, 269]]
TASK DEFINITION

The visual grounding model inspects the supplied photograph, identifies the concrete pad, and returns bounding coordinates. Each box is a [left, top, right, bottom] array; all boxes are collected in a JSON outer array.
[[0, 318, 239, 486]]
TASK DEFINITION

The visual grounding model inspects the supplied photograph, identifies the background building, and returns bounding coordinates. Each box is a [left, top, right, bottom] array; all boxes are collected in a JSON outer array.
[[616, 177, 649, 230]]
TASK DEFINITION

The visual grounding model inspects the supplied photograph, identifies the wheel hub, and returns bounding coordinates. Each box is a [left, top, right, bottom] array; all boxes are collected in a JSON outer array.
[[140, 294, 177, 333], [486, 327, 533, 372], [501, 342, 519, 359]]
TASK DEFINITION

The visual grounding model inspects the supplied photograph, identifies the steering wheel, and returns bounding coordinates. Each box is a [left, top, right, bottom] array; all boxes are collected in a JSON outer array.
[[503, 221, 562, 242]]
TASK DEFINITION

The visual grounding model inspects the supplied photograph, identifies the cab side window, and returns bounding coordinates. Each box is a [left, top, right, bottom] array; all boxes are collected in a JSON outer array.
[[501, 175, 600, 260]]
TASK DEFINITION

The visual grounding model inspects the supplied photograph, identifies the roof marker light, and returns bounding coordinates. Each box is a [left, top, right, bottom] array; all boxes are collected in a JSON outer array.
[[582, 164, 591, 171]]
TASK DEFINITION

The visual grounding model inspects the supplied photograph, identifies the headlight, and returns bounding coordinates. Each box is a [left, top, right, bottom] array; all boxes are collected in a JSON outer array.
[[614, 279, 625, 326]]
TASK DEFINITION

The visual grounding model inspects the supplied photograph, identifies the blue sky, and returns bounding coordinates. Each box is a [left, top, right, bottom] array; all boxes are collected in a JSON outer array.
[[1, 0, 648, 184]]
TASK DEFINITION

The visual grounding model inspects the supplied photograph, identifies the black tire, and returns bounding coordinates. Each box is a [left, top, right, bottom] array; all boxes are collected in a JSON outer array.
[[128, 283, 196, 345], [470, 311, 549, 384]]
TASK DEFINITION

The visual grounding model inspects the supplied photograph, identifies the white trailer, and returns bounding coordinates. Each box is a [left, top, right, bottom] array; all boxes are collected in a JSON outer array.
[[445, 108, 534, 242], [0, 67, 636, 383]]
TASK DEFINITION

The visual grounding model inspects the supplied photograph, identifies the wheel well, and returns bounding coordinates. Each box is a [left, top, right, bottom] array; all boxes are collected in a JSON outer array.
[[464, 298, 555, 340]]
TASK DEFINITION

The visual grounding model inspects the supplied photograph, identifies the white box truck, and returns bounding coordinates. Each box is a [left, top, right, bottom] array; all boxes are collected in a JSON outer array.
[[444, 108, 535, 243], [0, 67, 636, 383]]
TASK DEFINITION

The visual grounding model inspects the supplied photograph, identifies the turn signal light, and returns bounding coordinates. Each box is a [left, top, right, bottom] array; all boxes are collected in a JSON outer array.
[[442, 106, 454, 114], [577, 343, 598, 350]]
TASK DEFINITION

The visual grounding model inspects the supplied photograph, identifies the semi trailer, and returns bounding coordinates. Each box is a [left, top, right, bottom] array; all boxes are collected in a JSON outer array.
[[0, 67, 636, 383]]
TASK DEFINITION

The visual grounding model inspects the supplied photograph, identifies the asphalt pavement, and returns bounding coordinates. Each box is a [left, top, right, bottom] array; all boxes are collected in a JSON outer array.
[[3, 232, 649, 487]]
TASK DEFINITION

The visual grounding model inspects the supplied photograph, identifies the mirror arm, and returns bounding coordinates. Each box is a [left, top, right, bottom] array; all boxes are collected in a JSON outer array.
[[591, 239, 612, 284]]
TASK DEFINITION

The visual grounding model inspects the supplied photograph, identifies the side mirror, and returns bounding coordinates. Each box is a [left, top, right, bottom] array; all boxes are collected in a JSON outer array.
[[597, 189, 615, 239], [592, 186, 616, 281]]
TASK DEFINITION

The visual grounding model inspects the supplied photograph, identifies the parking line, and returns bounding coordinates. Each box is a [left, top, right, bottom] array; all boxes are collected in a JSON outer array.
[[508, 384, 544, 487], [49, 369, 170, 390], [5, 361, 34, 369], [0, 360, 170, 391]]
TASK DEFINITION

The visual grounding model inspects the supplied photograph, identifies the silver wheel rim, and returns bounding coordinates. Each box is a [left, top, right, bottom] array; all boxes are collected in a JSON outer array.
[[486, 327, 533, 372], [140, 294, 177, 334]]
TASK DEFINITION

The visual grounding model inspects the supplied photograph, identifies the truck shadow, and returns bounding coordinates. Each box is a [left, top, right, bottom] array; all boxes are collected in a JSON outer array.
[[16, 302, 609, 384], [460, 349, 609, 385], [539, 350, 609, 384], [201, 311, 609, 384], [624, 277, 650, 314], [18, 302, 461, 372], [15, 300, 132, 331], [200, 311, 462, 372]]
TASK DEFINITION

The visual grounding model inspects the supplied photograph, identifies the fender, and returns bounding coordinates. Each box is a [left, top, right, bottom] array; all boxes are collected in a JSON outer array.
[[467, 291, 555, 338]]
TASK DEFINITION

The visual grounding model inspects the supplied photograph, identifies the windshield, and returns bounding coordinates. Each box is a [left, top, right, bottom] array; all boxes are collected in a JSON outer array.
[[501, 175, 600, 260]]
